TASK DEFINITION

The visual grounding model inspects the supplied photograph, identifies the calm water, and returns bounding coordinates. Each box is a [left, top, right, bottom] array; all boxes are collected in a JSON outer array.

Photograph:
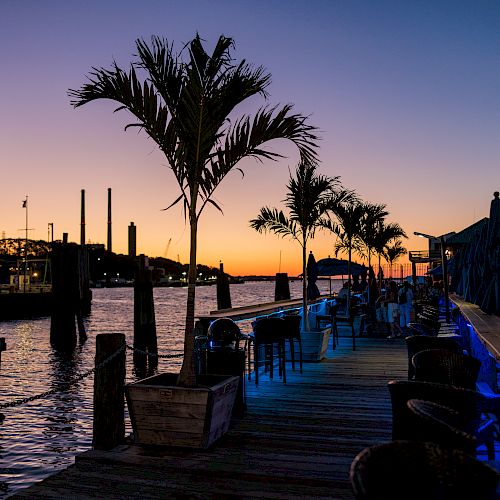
[[0, 279, 340, 497]]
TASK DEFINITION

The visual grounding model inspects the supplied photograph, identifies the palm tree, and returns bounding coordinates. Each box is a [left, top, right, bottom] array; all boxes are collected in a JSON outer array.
[[250, 161, 350, 330], [384, 240, 408, 278], [357, 203, 389, 303], [323, 200, 364, 310], [69, 34, 319, 386], [358, 203, 389, 269], [372, 221, 407, 289]]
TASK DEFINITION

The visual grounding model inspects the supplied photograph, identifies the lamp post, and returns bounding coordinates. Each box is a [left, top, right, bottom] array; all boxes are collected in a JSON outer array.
[[414, 231, 450, 323]]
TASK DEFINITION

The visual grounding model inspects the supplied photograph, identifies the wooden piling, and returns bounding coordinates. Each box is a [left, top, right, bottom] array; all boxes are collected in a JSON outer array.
[[133, 255, 157, 373], [0, 337, 5, 364], [275, 273, 291, 301], [216, 262, 232, 310], [93, 333, 125, 450], [50, 242, 92, 348]]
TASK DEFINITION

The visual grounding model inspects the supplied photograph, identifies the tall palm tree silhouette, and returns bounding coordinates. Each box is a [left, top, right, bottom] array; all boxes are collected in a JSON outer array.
[[69, 34, 319, 385], [250, 161, 351, 330]]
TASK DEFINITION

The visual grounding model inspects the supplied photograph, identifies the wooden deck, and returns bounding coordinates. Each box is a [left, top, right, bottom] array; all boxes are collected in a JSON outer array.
[[13, 337, 408, 499]]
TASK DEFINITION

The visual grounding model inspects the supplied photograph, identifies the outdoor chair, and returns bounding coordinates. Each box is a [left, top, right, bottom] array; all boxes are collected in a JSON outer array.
[[207, 317, 244, 350], [412, 348, 481, 390], [408, 304, 441, 336], [332, 305, 356, 351], [316, 302, 340, 349], [349, 440, 499, 500], [251, 317, 287, 385], [282, 314, 303, 373], [387, 379, 496, 459], [405, 335, 463, 380], [407, 399, 478, 456]]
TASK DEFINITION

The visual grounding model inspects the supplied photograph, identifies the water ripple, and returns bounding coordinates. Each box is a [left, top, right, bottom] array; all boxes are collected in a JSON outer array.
[[0, 280, 337, 497]]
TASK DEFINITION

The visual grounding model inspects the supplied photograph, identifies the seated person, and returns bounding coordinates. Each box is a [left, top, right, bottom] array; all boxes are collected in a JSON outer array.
[[337, 281, 350, 300]]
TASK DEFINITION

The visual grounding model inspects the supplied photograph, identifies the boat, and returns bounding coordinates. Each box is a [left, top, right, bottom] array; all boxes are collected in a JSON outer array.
[[0, 258, 53, 320]]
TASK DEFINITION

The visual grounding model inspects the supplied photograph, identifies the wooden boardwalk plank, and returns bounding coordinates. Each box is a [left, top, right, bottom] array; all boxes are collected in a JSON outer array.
[[13, 338, 408, 499]]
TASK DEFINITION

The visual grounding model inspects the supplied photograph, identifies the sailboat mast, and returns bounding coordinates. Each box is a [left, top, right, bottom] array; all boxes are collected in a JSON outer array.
[[24, 196, 28, 293]]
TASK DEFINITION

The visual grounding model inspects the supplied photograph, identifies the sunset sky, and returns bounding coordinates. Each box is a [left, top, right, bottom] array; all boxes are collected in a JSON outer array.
[[1, 1, 499, 275]]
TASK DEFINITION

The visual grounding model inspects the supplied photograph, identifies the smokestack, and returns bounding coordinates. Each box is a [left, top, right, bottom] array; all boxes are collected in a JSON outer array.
[[107, 188, 112, 252], [128, 222, 137, 257], [80, 189, 85, 246]]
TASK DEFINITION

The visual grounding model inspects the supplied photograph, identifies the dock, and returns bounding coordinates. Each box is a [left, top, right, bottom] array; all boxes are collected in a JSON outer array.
[[12, 337, 408, 499], [198, 297, 305, 322]]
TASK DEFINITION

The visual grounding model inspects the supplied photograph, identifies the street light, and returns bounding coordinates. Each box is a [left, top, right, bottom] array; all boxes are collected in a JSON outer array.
[[414, 231, 450, 323]]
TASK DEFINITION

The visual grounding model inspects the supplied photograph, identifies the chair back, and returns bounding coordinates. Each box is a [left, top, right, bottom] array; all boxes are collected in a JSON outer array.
[[405, 336, 462, 380], [349, 440, 499, 500], [412, 349, 481, 390], [387, 379, 484, 441], [406, 399, 478, 455], [207, 318, 242, 349], [282, 314, 301, 340], [253, 317, 286, 344]]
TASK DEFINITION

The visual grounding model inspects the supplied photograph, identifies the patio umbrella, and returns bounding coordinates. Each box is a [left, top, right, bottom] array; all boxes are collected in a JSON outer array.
[[307, 251, 321, 301], [316, 257, 365, 277], [429, 257, 455, 277]]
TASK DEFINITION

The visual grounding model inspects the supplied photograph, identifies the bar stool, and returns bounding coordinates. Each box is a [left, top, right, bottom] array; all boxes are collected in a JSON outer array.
[[282, 314, 303, 373], [251, 317, 287, 385]]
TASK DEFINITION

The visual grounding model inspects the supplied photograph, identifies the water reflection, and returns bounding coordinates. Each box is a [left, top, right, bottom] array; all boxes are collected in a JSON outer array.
[[0, 281, 339, 497]]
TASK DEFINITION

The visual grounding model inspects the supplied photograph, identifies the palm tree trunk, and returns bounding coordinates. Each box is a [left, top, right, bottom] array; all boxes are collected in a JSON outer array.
[[367, 248, 372, 305], [302, 240, 309, 331], [347, 242, 352, 311], [178, 214, 198, 387], [378, 253, 382, 291]]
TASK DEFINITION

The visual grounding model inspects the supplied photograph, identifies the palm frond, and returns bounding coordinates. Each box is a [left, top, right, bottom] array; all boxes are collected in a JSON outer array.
[[249, 207, 299, 243]]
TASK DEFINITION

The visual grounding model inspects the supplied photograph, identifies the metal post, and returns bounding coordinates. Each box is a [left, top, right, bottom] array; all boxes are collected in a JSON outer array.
[[23, 196, 28, 293], [440, 236, 450, 323]]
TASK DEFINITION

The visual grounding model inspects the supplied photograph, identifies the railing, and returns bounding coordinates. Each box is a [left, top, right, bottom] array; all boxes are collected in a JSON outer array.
[[409, 250, 442, 262]]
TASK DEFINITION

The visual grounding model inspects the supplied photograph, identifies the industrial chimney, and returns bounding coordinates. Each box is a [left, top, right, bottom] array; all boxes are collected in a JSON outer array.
[[128, 222, 137, 257], [107, 188, 112, 252]]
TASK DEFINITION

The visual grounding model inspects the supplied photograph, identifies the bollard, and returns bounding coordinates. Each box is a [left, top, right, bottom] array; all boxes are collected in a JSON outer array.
[[133, 255, 157, 375], [0, 337, 5, 364], [216, 262, 232, 310], [275, 273, 291, 301], [93, 333, 126, 450]]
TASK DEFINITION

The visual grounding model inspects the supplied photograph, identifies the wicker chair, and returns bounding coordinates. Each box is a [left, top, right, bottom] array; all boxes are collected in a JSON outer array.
[[407, 398, 478, 455], [405, 335, 462, 380], [387, 379, 496, 459], [349, 440, 499, 500], [412, 348, 481, 390]]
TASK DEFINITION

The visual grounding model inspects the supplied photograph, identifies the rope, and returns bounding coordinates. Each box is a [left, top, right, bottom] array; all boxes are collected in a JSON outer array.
[[0, 344, 126, 415], [125, 344, 183, 359], [0, 344, 183, 421]]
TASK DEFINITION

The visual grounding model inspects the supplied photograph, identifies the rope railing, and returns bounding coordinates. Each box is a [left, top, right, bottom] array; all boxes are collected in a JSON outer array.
[[125, 344, 183, 359], [0, 343, 184, 421]]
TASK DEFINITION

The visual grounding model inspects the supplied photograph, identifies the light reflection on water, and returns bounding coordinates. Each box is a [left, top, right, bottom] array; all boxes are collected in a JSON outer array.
[[0, 280, 339, 497]]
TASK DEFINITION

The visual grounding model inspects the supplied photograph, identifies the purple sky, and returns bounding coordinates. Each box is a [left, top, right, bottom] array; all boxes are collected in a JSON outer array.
[[1, 1, 499, 274]]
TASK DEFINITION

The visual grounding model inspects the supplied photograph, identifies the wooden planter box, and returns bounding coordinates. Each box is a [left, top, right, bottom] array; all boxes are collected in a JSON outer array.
[[125, 373, 239, 449], [285, 327, 331, 362]]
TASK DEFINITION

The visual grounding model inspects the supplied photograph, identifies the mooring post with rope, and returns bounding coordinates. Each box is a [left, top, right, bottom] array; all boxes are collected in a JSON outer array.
[[93, 333, 126, 450]]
